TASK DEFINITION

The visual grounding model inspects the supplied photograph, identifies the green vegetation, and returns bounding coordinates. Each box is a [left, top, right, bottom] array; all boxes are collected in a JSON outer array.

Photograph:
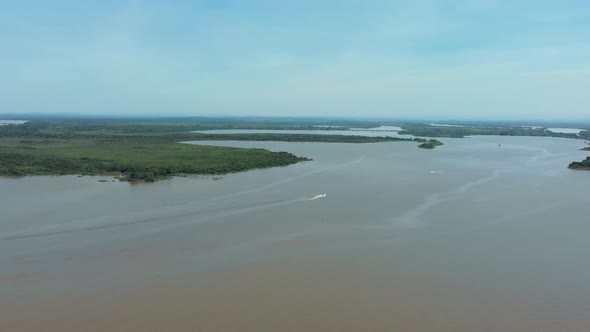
[[569, 157, 590, 170], [0, 137, 309, 182], [0, 121, 311, 182], [0, 116, 376, 132], [191, 133, 442, 145], [5, 116, 589, 177], [417, 139, 445, 149], [0, 119, 443, 182]]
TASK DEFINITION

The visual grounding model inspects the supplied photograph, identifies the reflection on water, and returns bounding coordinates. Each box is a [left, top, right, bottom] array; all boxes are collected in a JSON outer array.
[[0, 120, 27, 126], [547, 127, 585, 134], [1, 135, 590, 331]]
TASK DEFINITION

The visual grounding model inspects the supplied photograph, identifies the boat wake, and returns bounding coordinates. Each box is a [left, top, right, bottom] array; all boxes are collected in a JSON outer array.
[[303, 193, 327, 201], [1, 192, 333, 240]]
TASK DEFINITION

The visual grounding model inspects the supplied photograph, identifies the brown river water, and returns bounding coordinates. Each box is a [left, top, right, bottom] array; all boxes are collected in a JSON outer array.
[[1, 134, 589, 331]]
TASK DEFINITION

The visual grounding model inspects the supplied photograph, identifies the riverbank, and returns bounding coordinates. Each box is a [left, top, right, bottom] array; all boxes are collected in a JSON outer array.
[[0, 136, 309, 182], [0, 120, 313, 182], [0, 120, 446, 182]]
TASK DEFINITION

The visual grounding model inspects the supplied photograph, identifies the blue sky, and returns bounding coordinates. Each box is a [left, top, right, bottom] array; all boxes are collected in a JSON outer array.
[[1, 0, 590, 119]]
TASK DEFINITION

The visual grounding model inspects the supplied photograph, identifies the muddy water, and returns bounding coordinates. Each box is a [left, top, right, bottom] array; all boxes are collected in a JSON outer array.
[[1, 135, 589, 331]]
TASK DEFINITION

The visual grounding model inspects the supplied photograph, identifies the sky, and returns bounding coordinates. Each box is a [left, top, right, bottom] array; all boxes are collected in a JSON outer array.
[[1, 0, 590, 120]]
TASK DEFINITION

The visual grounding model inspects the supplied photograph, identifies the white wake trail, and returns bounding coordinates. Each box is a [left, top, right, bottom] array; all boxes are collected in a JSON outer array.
[[305, 193, 327, 201]]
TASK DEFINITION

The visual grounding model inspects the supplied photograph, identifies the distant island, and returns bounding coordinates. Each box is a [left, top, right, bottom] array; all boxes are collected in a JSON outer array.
[[0, 119, 443, 182], [417, 139, 445, 149], [3, 116, 588, 180], [398, 125, 590, 140], [569, 156, 590, 170]]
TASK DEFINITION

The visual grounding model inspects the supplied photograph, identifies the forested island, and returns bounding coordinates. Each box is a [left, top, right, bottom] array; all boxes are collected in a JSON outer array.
[[0, 136, 310, 182], [0, 120, 311, 182], [0, 119, 442, 182], [417, 139, 445, 149]]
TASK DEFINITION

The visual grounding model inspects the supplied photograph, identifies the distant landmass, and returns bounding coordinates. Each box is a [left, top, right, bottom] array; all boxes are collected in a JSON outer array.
[[417, 139, 445, 149], [0, 119, 443, 182], [2, 117, 589, 180]]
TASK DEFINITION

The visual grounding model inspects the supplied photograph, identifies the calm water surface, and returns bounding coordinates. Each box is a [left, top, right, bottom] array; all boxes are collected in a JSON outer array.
[[1, 135, 589, 331]]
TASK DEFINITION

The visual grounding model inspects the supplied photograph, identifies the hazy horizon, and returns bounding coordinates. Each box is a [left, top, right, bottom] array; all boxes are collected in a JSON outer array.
[[2, 113, 590, 124], [2, 1, 590, 119]]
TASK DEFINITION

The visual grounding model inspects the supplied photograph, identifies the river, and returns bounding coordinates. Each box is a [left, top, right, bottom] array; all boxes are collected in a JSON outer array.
[[1, 134, 589, 331]]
